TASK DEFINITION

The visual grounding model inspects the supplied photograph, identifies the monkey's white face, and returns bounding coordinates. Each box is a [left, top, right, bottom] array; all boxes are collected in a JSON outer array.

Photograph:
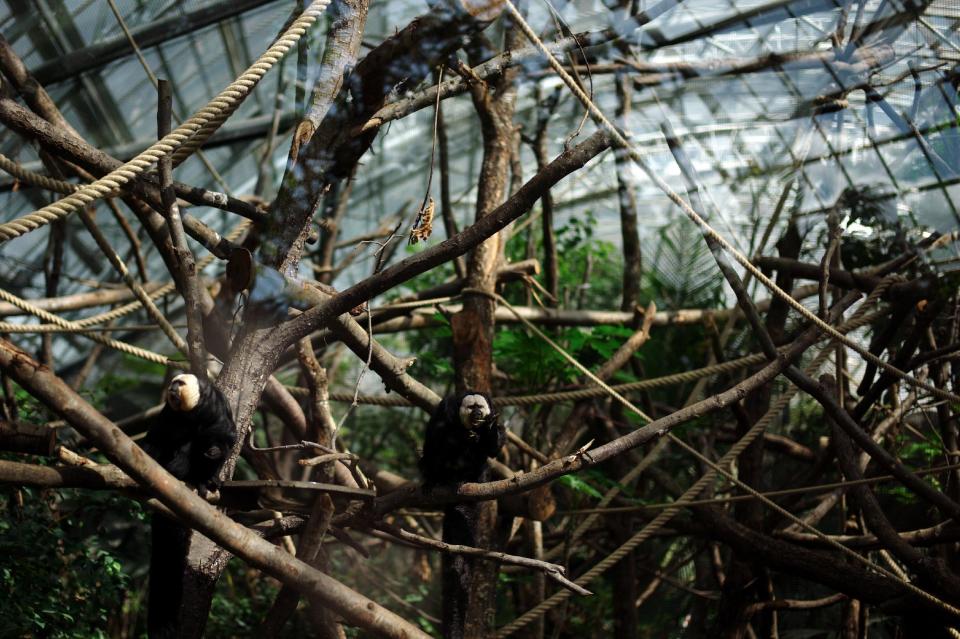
[[166, 374, 201, 412], [459, 394, 491, 430]]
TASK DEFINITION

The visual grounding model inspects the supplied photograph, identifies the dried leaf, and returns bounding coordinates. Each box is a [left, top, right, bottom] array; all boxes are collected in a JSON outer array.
[[409, 197, 435, 245]]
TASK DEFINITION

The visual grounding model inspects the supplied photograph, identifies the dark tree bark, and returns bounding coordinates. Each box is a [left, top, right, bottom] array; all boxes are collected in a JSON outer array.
[[447, 17, 521, 639], [614, 73, 641, 312]]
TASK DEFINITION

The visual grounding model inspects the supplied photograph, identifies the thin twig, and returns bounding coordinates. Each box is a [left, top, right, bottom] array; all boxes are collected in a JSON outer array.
[[247, 433, 335, 454], [376, 522, 592, 596]]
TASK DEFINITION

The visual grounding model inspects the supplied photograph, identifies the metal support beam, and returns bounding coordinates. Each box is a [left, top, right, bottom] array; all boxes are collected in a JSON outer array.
[[30, 0, 282, 85], [0, 111, 297, 192]]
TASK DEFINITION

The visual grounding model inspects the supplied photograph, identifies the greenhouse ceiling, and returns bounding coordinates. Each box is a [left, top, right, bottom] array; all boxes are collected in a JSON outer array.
[[0, 0, 958, 352]]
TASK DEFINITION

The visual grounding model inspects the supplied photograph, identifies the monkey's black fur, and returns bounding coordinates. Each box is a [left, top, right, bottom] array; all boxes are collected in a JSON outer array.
[[141, 375, 236, 639], [419, 391, 504, 486], [140, 376, 237, 496], [418, 391, 505, 639]]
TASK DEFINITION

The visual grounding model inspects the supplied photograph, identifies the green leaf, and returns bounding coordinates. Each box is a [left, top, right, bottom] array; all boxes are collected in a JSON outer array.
[[558, 474, 603, 499]]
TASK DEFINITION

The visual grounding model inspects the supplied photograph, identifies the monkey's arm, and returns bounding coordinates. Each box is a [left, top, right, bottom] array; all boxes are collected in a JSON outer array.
[[186, 417, 236, 493], [478, 417, 505, 459], [200, 417, 236, 458], [419, 400, 456, 485]]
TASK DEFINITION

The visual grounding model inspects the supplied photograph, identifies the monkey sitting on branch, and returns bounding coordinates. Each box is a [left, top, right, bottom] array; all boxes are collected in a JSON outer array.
[[140, 373, 237, 639], [418, 391, 505, 638]]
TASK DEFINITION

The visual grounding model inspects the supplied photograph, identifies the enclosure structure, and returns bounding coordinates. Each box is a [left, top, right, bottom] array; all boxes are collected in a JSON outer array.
[[0, 0, 959, 637]]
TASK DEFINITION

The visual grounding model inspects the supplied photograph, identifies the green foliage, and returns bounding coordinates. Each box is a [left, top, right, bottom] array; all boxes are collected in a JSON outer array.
[[569, 325, 637, 362], [399, 257, 457, 384], [0, 487, 137, 638], [645, 216, 724, 311], [494, 325, 636, 388], [408, 209, 642, 393], [877, 435, 947, 505], [557, 473, 603, 499], [881, 473, 944, 505], [348, 406, 423, 475], [407, 312, 454, 381], [0, 362, 167, 638], [9, 383, 48, 423], [206, 561, 309, 638], [402, 583, 438, 636], [494, 328, 570, 386], [114, 352, 168, 379], [504, 209, 623, 309], [581, 468, 640, 499], [82, 367, 151, 413], [896, 436, 944, 464], [553, 211, 623, 308]]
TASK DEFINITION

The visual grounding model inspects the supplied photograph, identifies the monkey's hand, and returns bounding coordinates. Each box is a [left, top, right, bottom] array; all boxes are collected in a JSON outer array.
[[197, 478, 222, 500]]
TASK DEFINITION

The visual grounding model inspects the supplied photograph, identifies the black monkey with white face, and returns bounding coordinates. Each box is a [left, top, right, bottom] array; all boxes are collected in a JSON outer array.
[[140, 373, 237, 639], [418, 391, 505, 639], [418, 391, 504, 487], [141, 373, 237, 497]]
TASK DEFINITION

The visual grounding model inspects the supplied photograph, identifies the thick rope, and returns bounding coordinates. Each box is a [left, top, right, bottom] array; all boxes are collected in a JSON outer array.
[[0, 322, 167, 333], [546, 462, 960, 515], [669, 432, 960, 618], [540, 278, 898, 561], [0, 287, 178, 366], [0, 219, 250, 335], [282, 303, 887, 408], [482, 289, 656, 420], [69, 284, 177, 328], [0, 284, 174, 333], [285, 352, 769, 405], [104, 0, 232, 192], [0, 153, 79, 194], [70, 207, 188, 354], [0, 0, 330, 243], [501, 0, 960, 406], [0, 220, 251, 363]]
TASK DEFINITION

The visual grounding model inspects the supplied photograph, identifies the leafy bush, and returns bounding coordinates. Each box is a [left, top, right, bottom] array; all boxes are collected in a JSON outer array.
[[0, 486, 137, 638]]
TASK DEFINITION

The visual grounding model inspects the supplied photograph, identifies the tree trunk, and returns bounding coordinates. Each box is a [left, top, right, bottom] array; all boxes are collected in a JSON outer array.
[[447, 17, 520, 638]]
